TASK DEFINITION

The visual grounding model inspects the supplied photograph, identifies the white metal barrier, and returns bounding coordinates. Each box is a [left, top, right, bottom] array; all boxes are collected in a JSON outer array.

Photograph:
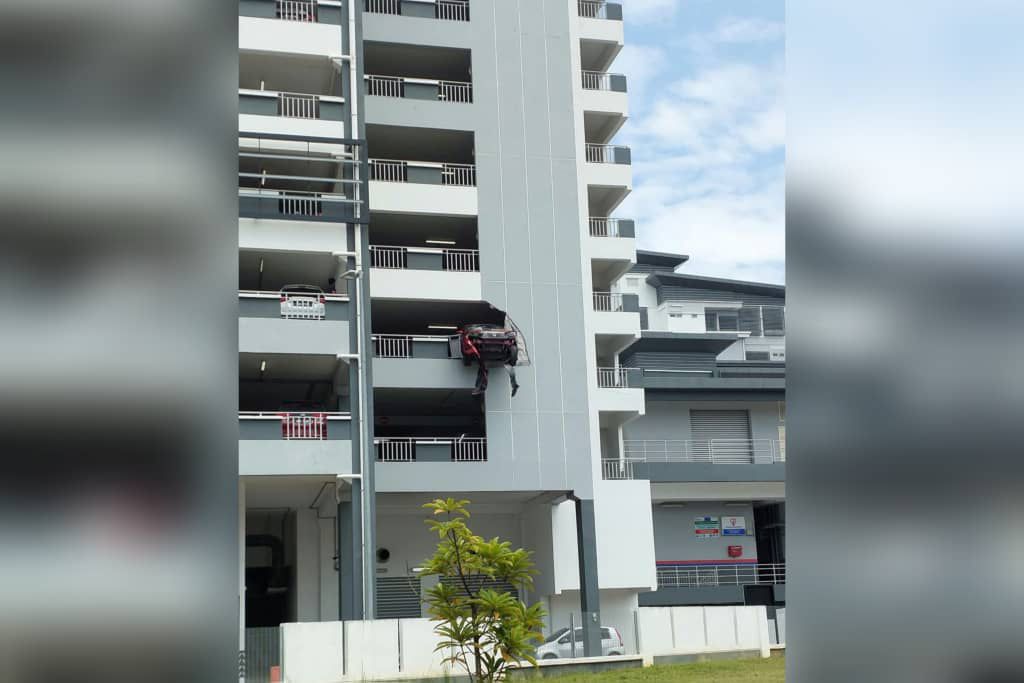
[[438, 80, 473, 103], [365, 0, 401, 14], [597, 367, 632, 388], [443, 249, 479, 271], [601, 459, 635, 480], [656, 563, 786, 588], [279, 192, 323, 217], [373, 335, 413, 358], [592, 291, 624, 312], [369, 158, 409, 182], [277, 0, 316, 21], [581, 70, 615, 90], [376, 438, 416, 462], [441, 163, 476, 186], [370, 245, 407, 269], [436, 0, 469, 20], [452, 437, 487, 462], [278, 92, 320, 119], [585, 143, 619, 163], [588, 217, 623, 237], [623, 439, 785, 464], [577, 0, 609, 19], [279, 413, 328, 440], [365, 75, 404, 98]]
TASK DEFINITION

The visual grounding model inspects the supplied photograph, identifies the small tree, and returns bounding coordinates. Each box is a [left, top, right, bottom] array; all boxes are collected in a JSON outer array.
[[420, 498, 546, 683]]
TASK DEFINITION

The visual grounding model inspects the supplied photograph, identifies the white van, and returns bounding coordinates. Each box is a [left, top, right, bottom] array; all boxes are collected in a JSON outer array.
[[535, 626, 624, 659]]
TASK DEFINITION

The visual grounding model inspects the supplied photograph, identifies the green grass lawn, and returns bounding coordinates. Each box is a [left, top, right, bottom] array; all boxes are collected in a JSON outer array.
[[542, 655, 784, 683]]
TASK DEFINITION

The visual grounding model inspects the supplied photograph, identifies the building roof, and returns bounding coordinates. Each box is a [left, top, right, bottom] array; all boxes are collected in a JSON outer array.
[[635, 250, 689, 270], [646, 272, 785, 298]]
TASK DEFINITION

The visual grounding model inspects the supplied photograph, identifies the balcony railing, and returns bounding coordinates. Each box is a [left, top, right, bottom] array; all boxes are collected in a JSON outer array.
[[276, 0, 317, 22], [585, 143, 630, 164], [239, 411, 350, 440], [657, 563, 786, 588], [364, 0, 469, 21], [365, 75, 473, 103], [592, 291, 624, 311], [277, 92, 320, 119], [581, 70, 626, 92], [369, 245, 480, 271], [601, 458, 635, 480], [577, 0, 621, 20], [623, 439, 786, 464], [375, 437, 487, 462], [369, 159, 477, 186], [371, 334, 454, 358], [588, 217, 633, 237], [596, 366, 638, 388]]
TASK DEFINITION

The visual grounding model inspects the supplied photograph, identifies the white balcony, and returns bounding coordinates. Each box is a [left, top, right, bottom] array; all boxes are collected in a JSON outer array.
[[239, 292, 351, 356], [239, 411, 354, 475], [239, 5, 343, 59], [592, 292, 640, 338], [578, 1, 624, 47], [584, 145, 632, 210], [364, 0, 470, 22], [238, 216, 349, 254], [239, 90, 346, 140], [594, 367, 645, 415], [581, 71, 628, 120], [368, 245, 481, 301], [368, 159, 478, 216]]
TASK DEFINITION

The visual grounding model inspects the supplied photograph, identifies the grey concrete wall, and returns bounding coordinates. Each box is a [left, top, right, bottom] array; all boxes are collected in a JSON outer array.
[[638, 586, 744, 607], [633, 461, 785, 483], [371, 357, 476, 389], [363, 4, 594, 497], [652, 502, 758, 563], [622, 400, 783, 443]]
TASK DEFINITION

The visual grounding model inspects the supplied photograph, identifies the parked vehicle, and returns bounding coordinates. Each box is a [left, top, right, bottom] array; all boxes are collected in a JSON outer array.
[[535, 626, 624, 659], [279, 284, 326, 320]]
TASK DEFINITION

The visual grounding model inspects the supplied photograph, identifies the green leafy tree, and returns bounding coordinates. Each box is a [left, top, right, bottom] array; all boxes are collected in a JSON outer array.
[[419, 498, 546, 682]]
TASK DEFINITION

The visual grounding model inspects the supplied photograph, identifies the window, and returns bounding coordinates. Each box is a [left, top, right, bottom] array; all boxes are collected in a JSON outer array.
[[705, 309, 739, 331], [625, 276, 642, 290], [745, 350, 770, 361]]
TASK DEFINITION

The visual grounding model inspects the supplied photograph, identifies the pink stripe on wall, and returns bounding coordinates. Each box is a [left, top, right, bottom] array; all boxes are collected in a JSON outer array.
[[656, 559, 759, 566]]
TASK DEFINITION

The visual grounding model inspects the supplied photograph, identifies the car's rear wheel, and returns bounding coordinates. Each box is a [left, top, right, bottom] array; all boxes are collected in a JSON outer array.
[[542, 654, 557, 660]]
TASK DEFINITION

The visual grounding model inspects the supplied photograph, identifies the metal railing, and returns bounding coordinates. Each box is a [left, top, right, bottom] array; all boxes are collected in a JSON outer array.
[[597, 367, 633, 388], [657, 563, 786, 588], [588, 217, 625, 237], [368, 159, 476, 186], [577, 0, 609, 19], [279, 191, 323, 217], [592, 291, 624, 312], [623, 439, 786, 464], [277, 92, 320, 119], [372, 334, 414, 358], [585, 143, 626, 164], [441, 163, 476, 186], [377, 438, 416, 462], [581, 70, 619, 91], [375, 437, 488, 462], [276, 0, 317, 21], [601, 459, 635, 480], [365, 0, 400, 14], [436, 0, 470, 21], [369, 245, 407, 269], [443, 248, 480, 271], [365, 75, 404, 98], [438, 80, 473, 103]]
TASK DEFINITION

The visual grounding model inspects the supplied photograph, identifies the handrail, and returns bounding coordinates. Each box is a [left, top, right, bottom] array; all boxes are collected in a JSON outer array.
[[622, 439, 786, 464], [656, 562, 786, 588], [375, 437, 487, 462], [369, 245, 480, 271], [596, 366, 636, 388], [581, 70, 624, 91], [364, 0, 469, 21], [364, 74, 473, 103], [592, 291, 624, 311], [577, 0, 610, 19], [371, 333, 453, 358], [368, 158, 477, 186], [585, 143, 629, 164], [277, 0, 317, 22], [588, 217, 627, 237]]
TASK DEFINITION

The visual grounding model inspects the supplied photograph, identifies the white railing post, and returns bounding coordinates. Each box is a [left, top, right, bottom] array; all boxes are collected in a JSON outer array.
[[441, 163, 476, 186], [369, 245, 407, 269], [577, 0, 607, 19], [365, 0, 401, 14], [436, 0, 469, 20], [277, 0, 317, 22], [452, 438, 486, 462], [372, 334, 413, 358], [365, 75, 405, 98], [438, 81, 473, 103], [588, 217, 621, 237], [281, 413, 327, 440], [442, 249, 480, 272], [369, 158, 409, 182]]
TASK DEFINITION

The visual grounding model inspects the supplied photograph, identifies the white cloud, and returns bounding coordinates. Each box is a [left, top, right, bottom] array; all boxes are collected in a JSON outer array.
[[624, 0, 679, 25], [711, 17, 785, 44]]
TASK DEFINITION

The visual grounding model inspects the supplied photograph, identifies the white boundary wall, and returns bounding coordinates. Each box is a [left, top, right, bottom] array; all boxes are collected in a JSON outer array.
[[636, 605, 771, 659], [280, 606, 770, 682]]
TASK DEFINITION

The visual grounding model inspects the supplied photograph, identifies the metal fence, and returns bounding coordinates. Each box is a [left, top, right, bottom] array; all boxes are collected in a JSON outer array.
[[280, 413, 329, 440], [365, 0, 400, 14], [585, 143, 627, 164], [656, 563, 786, 588], [376, 438, 416, 462], [277, 92, 320, 119], [452, 437, 487, 462], [577, 0, 609, 19], [589, 217, 625, 237], [372, 334, 414, 358], [438, 80, 473, 103], [365, 75, 404, 98], [596, 367, 633, 388], [601, 459, 635, 480], [441, 162, 476, 186], [443, 248, 480, 271], [592, 291, 624, 311], [369, 158, 408, 182], [436, 0, 469, 20], [278, 191, 323, 217], [581, 70, 617, 90], [623, 438, 785, 464], [375, 437, 487, 462], [369, 245, 407, 269], [276, 0, 316, 21]]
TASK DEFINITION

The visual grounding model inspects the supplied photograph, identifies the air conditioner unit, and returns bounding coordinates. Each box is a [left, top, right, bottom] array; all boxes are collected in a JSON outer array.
[[770, 348, 786, 362]]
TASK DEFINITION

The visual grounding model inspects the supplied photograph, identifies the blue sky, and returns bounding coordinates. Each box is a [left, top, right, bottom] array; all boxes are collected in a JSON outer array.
[[614, 0, 785, 284]]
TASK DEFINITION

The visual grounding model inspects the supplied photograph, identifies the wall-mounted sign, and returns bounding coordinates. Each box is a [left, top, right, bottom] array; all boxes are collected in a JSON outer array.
[[722, 516, 746, 536], [694, 516, 720, 541]]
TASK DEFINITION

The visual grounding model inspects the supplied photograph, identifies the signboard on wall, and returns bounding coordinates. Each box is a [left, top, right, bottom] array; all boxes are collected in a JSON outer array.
[[694, 516, 720, 541], [722, 516, 746, 536]]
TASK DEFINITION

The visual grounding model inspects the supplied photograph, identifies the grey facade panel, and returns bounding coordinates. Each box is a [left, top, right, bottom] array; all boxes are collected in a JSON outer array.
[[638, 586, 745, 607], [657, 285, 785, 307], [621, 350, 717, 373], [632, 462, 785, 483]]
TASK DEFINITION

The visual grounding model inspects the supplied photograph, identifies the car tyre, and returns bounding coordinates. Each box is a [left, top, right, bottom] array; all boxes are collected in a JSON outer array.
[[542, 654, 557, 660]]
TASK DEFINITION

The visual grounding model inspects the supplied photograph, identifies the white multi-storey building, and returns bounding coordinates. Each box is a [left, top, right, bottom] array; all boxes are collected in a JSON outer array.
[[236, 2, 783, 678]]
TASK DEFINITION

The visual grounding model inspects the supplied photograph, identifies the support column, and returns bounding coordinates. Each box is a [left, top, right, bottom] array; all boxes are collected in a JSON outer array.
[[574, 498, 602, 657], [337, 485, 363, 620]]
